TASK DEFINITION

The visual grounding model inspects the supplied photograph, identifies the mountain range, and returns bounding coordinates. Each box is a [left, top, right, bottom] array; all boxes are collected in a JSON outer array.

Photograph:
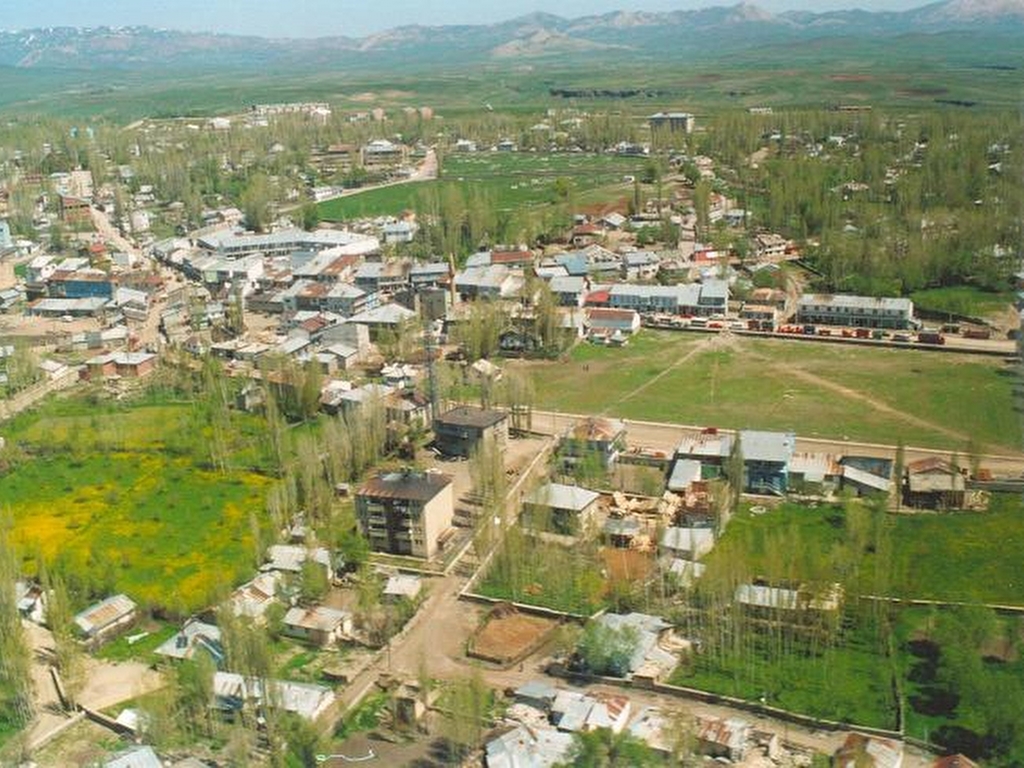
[[1, 0, 1023, 71]]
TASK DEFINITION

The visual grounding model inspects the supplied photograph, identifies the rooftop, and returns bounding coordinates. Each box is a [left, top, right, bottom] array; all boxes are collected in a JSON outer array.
[[359, 470, 452, 502], [436, 405, 508, 429], [523, 482, 600, 512]]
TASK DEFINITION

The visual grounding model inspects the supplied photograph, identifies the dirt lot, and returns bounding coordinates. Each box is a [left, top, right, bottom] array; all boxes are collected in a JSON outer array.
[[600, 547, 656, 586], [468, 607, 559, 664]]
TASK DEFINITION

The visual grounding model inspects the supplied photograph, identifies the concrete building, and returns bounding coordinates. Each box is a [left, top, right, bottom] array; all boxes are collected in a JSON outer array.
[[282, 605, 353, 647], [648, 112, 695, 134], [356, 470, 455, 559], [433, 405, 509, 458], [797, 294, 914, 330]]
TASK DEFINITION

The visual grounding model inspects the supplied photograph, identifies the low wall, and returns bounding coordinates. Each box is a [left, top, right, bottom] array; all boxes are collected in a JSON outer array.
[[546, 663, 904, 741]]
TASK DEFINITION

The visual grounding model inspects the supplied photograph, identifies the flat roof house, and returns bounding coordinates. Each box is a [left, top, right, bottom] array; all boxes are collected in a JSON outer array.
[[522, 482, 601, 536], [433, 405, 509, 458], [356, 470, 455, 559]]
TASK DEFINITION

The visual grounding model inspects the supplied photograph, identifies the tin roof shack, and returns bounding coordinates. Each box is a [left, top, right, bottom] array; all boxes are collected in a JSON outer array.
[[229, 572, 281, 621], [283, 605, 353, 648], [628, 707, 674, 756], [383, 573, 423, 602], [212, 672, 335, 723], [155, 619, 225, 667], [356, 470, 454, 559], [550, 690, 632, 734], [660, 527, 715, 561], [675, 430, 733, 477], [104, 746, 163, 768], [522, 482, 601, 537], [695, 715, 752, 762], [738, 430, 795, 495], [833, 733, 904, 768], [15, 581, 46, 624], [261, 544, 333, 582], [904, 457, 966, 510], [735, 582, 844, 634], [559, 417, 626, 470], [433, 405, 508, 458], [74, 594, 137, 646], [485, 724, 574, 768]]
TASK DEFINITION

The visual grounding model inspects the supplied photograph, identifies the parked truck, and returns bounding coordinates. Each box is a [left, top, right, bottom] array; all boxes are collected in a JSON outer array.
[[917, 331, 946, 345], [963, 327, 992, 340]]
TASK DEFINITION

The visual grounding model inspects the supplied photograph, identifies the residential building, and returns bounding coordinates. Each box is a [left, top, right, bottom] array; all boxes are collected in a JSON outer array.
[[587, 308, 641, 338], [797, 294, 914, 330], [383, 573, 423, 601], [675, 430, 733, 475], [903, 457, 966, 509], [433, 405, 509, 458], [84, 351, 157, 380], [548, 275, 588, 307], [361, 139, 407, 170], [833, 733, 904, 768], [735, 582, 843, 617], [197, 228, 378, 259], [155, 619, 225, 666], [261, 544, 333, 580], [355, 470, 455, 559], [522, 482, 601, 536], [560, 417, 626, 469], [589, 612, 681, 683], [695, 716, 751, 762], [213, 672, 335, 722], [738, 430, 795, 494], [485, 725, 574, 768], [740, 303, 779, 331], [621, 251, 661, 281], [283, 605, 353, 647]]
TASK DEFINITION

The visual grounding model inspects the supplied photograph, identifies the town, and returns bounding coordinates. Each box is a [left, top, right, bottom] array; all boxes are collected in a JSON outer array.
[[1, 10, 1023, 768]]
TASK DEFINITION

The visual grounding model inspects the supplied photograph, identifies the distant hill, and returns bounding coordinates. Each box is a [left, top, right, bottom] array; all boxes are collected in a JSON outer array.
[[1, 0, 1022, 72]]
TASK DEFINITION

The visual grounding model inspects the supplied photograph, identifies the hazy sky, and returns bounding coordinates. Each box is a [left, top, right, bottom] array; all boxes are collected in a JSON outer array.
[[3, 0, 930, 38]]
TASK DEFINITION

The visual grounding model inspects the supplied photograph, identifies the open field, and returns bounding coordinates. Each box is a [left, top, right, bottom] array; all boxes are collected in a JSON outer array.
[[702, 496, 1024, 606], [0, 395, 273, 614], [318, 151, 642, 221], [517, 330, 1021, 452]]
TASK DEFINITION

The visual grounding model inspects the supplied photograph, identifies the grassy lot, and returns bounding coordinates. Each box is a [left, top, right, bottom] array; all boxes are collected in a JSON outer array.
[[519, 331, 1020, 451], [911, 286, 1015, 320], [319, 151, 642, 221], [702, 496, 1024, 606], [0, 395, 273, 614], [476, 531, 608, 616], [674, 608, 898, 729], [97, 622, 178, 663]]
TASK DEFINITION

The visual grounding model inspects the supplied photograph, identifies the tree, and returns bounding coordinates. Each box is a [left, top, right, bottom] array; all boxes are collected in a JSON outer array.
[[241, 172, 273, 232], [45, 571, 84, 710], [576, 620, 641, 678], [726, 434, 745, 507], [0, 517, 33, 733], [299, 200, 320, 231], [299, 559, 328, 605], [559, 727, 664, 767], [442, 670, 491, 763], [176, 654, 215, 738], [893, 439, 905, 511]]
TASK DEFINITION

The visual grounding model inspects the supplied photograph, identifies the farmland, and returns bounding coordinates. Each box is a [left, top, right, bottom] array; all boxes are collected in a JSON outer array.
[[0, 395, 273, 614], [517, 330, 1021, 452], [318, 151, 643, 222]]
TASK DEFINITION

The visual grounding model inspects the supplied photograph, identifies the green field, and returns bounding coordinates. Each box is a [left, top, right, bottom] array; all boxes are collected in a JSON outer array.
[[318, 151, 643, 221], [518, 331, 1021, 452], [0, 396, 273, 614]]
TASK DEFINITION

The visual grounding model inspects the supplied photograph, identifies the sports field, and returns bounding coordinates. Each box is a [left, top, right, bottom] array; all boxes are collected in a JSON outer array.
[[519, 331, 1021, 452]]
